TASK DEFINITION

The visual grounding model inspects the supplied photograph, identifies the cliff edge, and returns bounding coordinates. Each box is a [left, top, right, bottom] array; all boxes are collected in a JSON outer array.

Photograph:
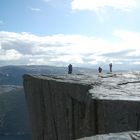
[[23, 72, 140, 140]]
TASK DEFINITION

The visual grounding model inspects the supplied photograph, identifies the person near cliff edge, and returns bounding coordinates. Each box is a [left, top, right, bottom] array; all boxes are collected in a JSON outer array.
[[68, 64, 73, 74], [98, 67, 102, 73], [109, 63, 112, 73]]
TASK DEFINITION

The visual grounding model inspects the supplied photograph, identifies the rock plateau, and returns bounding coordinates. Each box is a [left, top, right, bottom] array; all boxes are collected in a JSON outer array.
[[23, 72, 140, 140]]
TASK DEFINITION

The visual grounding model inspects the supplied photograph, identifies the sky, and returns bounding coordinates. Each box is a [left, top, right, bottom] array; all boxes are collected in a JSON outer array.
[[0, 0, 140, 70]]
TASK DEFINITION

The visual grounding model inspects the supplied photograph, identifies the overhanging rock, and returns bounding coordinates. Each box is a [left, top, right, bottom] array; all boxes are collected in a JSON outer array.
[[23, 73, 140, 140]]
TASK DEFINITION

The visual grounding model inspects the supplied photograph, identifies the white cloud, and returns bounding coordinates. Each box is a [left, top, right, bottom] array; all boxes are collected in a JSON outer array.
[[29, 58, 47, 65], [113, 30, 140, 50], [0, 49, 22, 61], [127, 50, 140, 57], [71, 0, 137, 12], [50, 54, 84, 64], [28, 7, 41, 12], [133, 61, 140, 64], [0, 30, 140, 67]]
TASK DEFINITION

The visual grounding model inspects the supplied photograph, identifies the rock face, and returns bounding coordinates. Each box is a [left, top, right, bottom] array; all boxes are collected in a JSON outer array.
[[23, 72, 140, 140]]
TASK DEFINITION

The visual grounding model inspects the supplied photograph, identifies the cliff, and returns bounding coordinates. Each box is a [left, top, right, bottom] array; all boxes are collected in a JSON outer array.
[[23, 72, 140, 140]]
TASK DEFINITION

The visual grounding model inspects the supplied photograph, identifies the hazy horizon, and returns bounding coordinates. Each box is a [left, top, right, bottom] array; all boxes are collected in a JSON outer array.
[[0, 64, 137, 71]]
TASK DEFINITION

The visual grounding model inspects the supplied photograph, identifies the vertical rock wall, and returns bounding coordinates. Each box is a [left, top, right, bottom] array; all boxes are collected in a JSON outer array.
[[97, 100, 140, 134], [23, 75, 94, 140]]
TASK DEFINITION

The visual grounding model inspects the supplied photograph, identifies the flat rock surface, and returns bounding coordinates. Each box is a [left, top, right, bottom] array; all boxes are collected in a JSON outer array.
[[32, 72, 140, 101]]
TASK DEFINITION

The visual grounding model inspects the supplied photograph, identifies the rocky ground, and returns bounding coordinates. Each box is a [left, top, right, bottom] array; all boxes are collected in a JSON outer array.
[[42, 72, 140, 101], [78, 130, 140, 140]]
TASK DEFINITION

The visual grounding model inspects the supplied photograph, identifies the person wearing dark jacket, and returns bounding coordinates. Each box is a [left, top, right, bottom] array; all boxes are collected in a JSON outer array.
[[109, 63, 112, 73], [68, 64, 72, 74], [98, 67, 102, 73]]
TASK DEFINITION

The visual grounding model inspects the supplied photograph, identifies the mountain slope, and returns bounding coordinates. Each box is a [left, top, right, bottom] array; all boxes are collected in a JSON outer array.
[[0, 85, 30, 134]]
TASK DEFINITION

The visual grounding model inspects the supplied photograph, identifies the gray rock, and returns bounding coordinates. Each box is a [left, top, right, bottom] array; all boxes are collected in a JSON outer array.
[[23, 72, 140, 140], [78, 131, 140, 140]]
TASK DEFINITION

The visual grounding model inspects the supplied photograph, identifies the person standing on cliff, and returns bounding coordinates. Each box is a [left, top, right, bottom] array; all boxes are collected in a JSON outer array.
[[98, 67, 102, 73], [68, 64, 73, 74], [109, 63, 112, 73]]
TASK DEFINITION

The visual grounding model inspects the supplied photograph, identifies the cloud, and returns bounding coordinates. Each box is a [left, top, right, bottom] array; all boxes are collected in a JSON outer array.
[[71, 0, 137, 12], [127, 50, 140, 57], [0, 30, 140, 68], [28, 7, 41, 12], [50, 54, 84, 64], [0, 42, 22, 61]]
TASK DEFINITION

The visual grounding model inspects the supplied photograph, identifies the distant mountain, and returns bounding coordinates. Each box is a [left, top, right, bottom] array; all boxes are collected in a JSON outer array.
[[0, 65, 97, 85]]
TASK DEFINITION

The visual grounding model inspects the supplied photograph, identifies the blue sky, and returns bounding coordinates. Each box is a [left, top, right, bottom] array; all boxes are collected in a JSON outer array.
[[0, 0, 140, 70]]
